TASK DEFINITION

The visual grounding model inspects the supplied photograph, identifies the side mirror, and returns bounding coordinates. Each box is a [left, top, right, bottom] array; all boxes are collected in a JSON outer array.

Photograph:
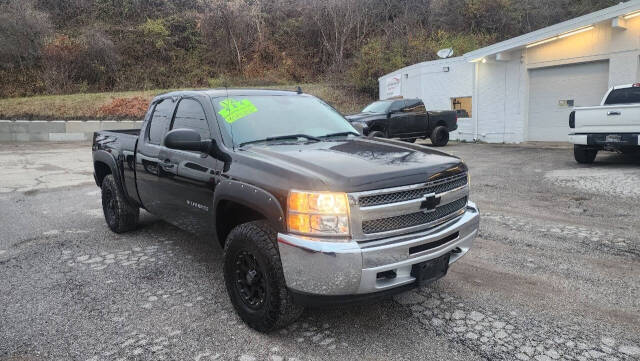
[[163, 128, 233, 171], [164, 129, 211, 153]]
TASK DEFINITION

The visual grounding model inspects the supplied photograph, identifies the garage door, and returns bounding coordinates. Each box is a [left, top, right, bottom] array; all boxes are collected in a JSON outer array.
[[528, 61, 609, 141]]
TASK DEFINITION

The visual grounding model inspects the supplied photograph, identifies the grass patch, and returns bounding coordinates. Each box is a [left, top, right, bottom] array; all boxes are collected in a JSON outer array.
[[0, 84, 373, 120]]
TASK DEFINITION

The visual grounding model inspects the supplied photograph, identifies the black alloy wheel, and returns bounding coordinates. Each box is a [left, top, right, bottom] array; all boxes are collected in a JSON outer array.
[[234, 251, 267, 310]]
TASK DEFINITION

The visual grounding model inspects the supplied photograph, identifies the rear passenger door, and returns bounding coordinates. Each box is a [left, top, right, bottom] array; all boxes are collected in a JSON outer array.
[[157, 97, 219, 233], [136, 98, 176, 216]]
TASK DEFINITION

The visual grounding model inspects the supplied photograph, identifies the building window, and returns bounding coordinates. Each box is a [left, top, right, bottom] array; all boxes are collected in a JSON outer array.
[[451, 97, 472, 118]]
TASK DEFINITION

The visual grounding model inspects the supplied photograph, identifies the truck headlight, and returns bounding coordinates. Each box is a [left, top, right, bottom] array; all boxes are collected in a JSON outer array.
[[287, 191, 350, 236]]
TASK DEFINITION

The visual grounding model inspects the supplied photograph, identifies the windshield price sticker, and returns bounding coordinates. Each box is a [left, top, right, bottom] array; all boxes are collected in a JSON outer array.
[[218, 99, 258, 124]]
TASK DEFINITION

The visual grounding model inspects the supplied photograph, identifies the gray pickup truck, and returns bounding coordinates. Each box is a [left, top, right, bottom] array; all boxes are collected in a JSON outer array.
[[92, 89, 479, 332]]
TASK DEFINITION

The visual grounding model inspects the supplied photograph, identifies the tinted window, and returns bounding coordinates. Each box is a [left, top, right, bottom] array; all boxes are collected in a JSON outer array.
[[148, 99, 174, 144], [403, 100, 425, 113], [172, 98, 210, 139], [604, 87, 640, 105], [389, 100, 404, 112]]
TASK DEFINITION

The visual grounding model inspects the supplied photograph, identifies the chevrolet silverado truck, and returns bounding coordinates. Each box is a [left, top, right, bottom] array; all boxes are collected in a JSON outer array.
[[92, 89, 479, 332], [570, 83, 640, 163], [345, 99, 458, 146]]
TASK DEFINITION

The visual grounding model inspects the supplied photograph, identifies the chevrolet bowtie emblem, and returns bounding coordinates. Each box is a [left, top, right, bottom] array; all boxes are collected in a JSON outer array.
[[420, 194, 440, 213]]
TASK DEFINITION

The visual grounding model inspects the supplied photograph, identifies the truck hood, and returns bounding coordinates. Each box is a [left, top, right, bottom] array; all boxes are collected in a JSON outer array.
[[345, 112, 384, 123], [234, 137, 465, 192]]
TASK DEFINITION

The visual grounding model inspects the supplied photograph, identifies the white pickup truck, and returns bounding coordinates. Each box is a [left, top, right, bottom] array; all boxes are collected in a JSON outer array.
[[569, 83, 640, 163]]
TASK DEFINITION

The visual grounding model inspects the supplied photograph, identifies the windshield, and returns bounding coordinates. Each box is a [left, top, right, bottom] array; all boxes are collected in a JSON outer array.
[[362, 101, 392, 113], [211, 95, 358, 147]]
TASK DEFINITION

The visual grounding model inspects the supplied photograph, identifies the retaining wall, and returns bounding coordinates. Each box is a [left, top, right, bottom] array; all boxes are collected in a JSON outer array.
[[0, 120, 143, 142]]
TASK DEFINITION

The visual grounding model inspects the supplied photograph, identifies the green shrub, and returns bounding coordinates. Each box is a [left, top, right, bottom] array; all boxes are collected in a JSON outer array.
[[139, 18, 170, 50]]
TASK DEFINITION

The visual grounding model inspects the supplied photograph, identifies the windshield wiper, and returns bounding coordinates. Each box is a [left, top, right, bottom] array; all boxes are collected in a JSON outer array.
[[265, 134, 322, 142], [239, 134, 322, 147], [320, 131, 360, 138]]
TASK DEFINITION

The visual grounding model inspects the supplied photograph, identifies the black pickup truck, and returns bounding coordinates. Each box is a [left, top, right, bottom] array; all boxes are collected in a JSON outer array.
[[346, 99, 458, 146], [92, 89, 479, 332]]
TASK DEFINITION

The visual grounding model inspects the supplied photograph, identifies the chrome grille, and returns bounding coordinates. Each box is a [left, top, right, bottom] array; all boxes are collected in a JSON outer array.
[[358, 172, 468, 207], [361, 197, 468, 235]]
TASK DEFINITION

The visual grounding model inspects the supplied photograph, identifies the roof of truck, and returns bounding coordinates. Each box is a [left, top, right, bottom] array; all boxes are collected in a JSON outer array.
[[152, 88, 305, 102]]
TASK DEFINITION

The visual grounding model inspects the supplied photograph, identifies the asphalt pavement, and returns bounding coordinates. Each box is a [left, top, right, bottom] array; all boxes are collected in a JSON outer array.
[[0, 141, 638, 361]]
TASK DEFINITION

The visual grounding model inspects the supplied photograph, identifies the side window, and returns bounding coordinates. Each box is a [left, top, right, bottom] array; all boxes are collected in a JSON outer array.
[[148, 99, 174, 145], [171, 98, 211, 139], [389, 100, 404, 113], [403, 100, 425, 113]]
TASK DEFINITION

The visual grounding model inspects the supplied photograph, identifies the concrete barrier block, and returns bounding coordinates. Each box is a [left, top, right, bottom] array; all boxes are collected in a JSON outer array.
[[15, 133, 32, 142], [49, 132, 87, 142], [0, 132, 14, 142], [66, 121, 101, 134], [27, 121, 66, 134], [29, 132, 52, 142], [101, 120, 141, 130], [7, 121, 29, 133]]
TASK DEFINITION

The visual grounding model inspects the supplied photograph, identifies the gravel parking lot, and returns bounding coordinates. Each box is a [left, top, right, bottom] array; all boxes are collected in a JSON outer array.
[[1, 141, 639, 361]]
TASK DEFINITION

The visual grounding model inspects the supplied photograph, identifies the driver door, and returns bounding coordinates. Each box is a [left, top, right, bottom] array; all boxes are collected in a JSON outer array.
[[388, 100, 409, 137], [157, 97, 220, 234]]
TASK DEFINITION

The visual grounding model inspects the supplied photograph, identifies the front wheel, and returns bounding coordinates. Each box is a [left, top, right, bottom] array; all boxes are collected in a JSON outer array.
[[430, 126, 449, 147], [574, 145, 597, 164], [223, 221, 303, 332]]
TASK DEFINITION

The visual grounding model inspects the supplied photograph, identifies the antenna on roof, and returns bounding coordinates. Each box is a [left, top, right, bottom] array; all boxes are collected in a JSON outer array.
[[296, 86, 303, 94]]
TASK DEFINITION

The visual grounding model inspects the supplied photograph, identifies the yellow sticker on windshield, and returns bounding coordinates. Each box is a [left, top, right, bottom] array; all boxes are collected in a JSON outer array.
[[218, 98, 258, 124]]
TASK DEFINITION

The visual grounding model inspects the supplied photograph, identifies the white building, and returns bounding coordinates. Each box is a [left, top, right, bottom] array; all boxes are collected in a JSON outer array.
[[378, 0, 640, 142]]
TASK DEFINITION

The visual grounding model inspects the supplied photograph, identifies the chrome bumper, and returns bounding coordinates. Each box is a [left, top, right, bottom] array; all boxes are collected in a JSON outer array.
[[277, 201, 479, 296]]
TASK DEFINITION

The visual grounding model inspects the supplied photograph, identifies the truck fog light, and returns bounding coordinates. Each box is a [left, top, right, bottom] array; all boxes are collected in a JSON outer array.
[[287, 191, 350, 237]]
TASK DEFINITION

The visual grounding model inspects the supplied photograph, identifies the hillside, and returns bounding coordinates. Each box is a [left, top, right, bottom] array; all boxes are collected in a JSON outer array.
[[0, 0, 621, 99]]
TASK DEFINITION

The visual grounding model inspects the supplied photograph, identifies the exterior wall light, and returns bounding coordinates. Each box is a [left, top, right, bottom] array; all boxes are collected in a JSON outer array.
[[624, 10, 640, 19]]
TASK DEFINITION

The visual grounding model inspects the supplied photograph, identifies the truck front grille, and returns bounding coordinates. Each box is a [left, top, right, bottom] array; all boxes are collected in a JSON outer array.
[[361, 197, 468, 235], [359, 172, 467, 207]]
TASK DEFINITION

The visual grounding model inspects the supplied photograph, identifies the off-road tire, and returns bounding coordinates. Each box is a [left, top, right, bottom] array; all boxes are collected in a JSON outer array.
[[430, 126, 449, 147], [368, 130, 386, 138], [574, 145, 597, 164], [223, 220, 303, 332], [101, 174, 139, 233]]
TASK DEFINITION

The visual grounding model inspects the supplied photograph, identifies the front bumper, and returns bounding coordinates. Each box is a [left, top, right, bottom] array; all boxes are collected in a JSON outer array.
[[277, 201, 479, 297]]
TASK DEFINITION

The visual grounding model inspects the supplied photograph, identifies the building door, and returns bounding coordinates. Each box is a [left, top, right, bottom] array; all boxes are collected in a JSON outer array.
[[527, 61, 609, 141]]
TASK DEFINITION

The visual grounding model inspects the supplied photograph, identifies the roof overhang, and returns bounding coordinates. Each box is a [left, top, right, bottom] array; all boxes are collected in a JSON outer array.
[[464, 0, 640, 62]]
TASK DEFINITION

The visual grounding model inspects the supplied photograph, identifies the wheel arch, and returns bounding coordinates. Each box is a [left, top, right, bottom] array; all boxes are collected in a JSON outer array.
[[213, 180, 286, 247], [93, 150, 121, 188]]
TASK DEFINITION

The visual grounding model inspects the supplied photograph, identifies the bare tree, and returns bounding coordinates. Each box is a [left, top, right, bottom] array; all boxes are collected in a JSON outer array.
[[0, 0, 53, 68], [305, 0, 378, 71]]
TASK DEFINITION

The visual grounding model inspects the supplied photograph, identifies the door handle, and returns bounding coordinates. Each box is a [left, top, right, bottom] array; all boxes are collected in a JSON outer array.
[[607, 111, 621, 116]]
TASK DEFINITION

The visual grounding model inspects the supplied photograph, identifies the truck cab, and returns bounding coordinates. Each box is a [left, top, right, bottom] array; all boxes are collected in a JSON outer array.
[[92, 89, 479, 332]]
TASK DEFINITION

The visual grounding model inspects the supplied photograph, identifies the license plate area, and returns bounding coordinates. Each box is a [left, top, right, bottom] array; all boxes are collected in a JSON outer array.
[[606, 134, 622, 143], [410, 252, 451, 285]]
